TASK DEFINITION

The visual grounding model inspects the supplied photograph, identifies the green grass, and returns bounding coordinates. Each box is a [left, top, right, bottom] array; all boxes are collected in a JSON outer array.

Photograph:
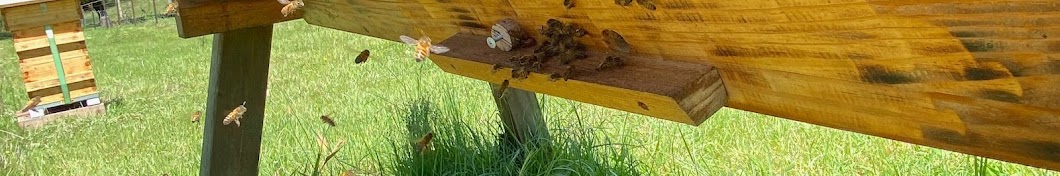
[[0, 20, 1058, 175]]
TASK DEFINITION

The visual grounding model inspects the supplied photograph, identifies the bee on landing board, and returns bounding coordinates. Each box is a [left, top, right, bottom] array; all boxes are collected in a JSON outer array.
[[18, 96, 41, 113], [277, 0, 304, 17], [400, 35, 450, 62], [223, 101, 247, 127]]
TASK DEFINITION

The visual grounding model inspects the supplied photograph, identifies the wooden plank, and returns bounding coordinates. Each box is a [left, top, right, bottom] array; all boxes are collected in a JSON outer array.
[[175, 0, 301, 38], [29, 80, 97, 105], [490, 84, 550, 146], [0, 0, 58, 9], [24, 71, 94, 92], [17, 47, 86, 66], [12, 29, 85, 52], [434, 34, 728, 125], [16, 102, 105, 128], [0, 0, 81, 31], [18, 53, 92, 83], [16, 41, 85, 60], [199, 25, 272, 175], [10, 20, 82, 49], [302, 0, 1060, 170]]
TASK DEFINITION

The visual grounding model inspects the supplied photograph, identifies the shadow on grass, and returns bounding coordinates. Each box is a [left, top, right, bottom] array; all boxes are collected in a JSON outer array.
[[385, 99, 642, 175], [0, 32, 11, 40]]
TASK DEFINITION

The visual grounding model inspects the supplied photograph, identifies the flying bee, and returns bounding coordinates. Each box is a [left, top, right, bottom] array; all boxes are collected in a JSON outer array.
[[320, 114, 336, 127], [278, 0, 304, 17], [191, 111, 202, 123], [164, 1, 179, 15], [18, 96, 41, 113], [355, 50, 370, 64], [497, 80, 510, 97], [414, 132, 435, 154], [223, 101, 247, 127], [400, 34, 450, 62], [341, 170, 354, 176]]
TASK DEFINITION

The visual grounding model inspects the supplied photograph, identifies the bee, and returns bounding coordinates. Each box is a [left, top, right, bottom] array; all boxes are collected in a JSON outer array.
[[164, 1, 179, 15], [491, 64, 503, 74], [638, 102, 649, 110], [18, 96, 41, 113], [355, 50, 370, 64], [400, 34, 450, 62], [191, 111, 202, 123], [597, 56, 625, 71], [320, 114, 336, 127], [222, 101, 247, 127], [564, 0, 575, 9], [602, 29, 631, 56], [636, 0, 656, 10], [562, 65, 575, 80], [548, 73, 562, 82], [615, 0, 633, 6], [414, 132, 435, 154], [278, 0, 304, 17], [511, 67, 530, 79], [497, 80, 510, 97], [341, 170, 354, 176]]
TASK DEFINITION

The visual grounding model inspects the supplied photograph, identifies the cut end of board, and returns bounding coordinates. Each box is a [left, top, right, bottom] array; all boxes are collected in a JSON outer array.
[[431, 33, 728, 125]]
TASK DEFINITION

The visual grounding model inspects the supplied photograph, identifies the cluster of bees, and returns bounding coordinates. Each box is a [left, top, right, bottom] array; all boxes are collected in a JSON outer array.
[[497, 19, 587, 82]]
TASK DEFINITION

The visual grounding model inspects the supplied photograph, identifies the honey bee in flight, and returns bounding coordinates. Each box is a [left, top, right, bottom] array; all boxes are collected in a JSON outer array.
[[277, 0, 304, 17], [223, 101, 247, 127], [400, 34, 450, 62]]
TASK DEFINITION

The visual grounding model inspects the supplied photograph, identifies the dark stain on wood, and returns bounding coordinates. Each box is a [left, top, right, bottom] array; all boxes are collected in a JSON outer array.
[[964, 67, 1009, 80], [979, 89, 1020, 103], [916, 44, 965, 55], [860, 65, 916, 84], [458, 22, 489, 29], [457, 15, 477, 21], [436, 0, 453, 3], [659, 0, 695, 9], [922, 126, 972, 146], [846, 53, 874, 60], [950, 31, 982, 38], [1009, 140, 1060, 162], [448, 7, 471, 13], [712, 46, 741, 57], [1051, 60, 1060, 74], [1048, 41, 1060, 52], [637, 101, 649, 110], [960, 39, 1001, 52]]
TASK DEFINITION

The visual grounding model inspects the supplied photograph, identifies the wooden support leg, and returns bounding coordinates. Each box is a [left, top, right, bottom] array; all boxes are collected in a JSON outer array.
[[490, 83, 550, 146], [199, 25, 273, 176]]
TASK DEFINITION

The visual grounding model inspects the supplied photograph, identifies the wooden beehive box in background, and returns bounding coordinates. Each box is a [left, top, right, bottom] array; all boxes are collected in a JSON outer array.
[[2, 0, 104, 128]]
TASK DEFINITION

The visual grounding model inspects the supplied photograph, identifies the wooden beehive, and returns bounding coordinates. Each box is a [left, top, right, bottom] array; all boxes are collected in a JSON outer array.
[[2, 0, 104, 126]]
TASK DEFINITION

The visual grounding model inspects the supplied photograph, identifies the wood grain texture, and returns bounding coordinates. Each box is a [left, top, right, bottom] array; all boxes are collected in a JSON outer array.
[[297, 0, 1060, 170], [0, 0, 81, 31], [435, 34, 728, 125], [11, 20, 83, 52], [199, 25, 273, 176], [0, 0, 58, 8], [175, 0, 302, 38]]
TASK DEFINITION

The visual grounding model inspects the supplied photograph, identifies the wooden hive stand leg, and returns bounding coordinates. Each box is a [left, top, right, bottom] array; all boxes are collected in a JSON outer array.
[[199, 25, 273, 176], [490, 83, 551, 148]]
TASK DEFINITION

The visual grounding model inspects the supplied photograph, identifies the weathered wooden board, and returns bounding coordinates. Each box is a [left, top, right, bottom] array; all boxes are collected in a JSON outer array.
[[0, 0, 80, 31], [175, 0, 303, 38], [434, 34, 727, 125], [0, 0, 59, 8], [3, 0, 100, 106], [303, 0, 1060, 170]]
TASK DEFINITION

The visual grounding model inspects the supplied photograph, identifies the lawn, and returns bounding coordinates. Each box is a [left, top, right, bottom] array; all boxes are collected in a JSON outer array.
[[0, 20, 1057, 175]]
